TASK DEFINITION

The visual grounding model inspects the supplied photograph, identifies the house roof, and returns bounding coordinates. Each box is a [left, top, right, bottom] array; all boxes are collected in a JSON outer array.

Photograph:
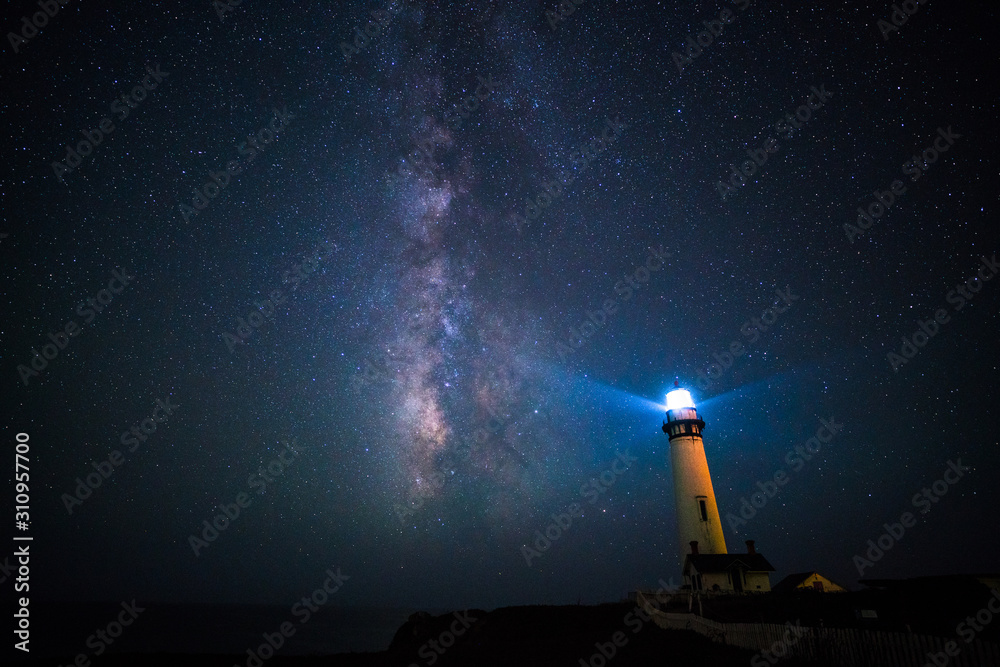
[[772, 572, 819, 592], [684, 553, 775, 573], [772, 571, 849, 592]]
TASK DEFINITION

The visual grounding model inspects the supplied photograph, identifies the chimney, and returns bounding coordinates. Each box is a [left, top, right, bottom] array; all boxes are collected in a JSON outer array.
[[689, 540, 699, 555], [746, 540, 756, 555]]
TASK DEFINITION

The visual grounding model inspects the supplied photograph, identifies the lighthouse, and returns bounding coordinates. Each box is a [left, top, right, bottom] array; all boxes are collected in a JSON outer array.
[[649, 383, 775, 594], [662, 384, 728, 566]]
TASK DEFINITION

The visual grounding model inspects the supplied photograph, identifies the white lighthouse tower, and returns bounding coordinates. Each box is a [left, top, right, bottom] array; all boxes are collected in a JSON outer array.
[[662, 384, 728, 566]]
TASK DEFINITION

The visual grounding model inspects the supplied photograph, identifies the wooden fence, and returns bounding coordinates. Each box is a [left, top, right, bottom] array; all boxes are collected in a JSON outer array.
[[636, 593, 1000, 666]]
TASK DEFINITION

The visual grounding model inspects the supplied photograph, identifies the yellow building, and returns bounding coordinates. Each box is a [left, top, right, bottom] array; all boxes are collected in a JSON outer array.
[[684, 540, 776, 593], [772, 571, 848, 593]]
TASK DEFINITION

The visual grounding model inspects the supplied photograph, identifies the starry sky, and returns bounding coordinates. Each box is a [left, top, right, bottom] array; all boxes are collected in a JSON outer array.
[[3, 0, 999, 612]]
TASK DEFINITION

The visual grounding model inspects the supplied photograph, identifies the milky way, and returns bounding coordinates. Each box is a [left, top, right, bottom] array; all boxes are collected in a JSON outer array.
[[4, 0, 998, 615]]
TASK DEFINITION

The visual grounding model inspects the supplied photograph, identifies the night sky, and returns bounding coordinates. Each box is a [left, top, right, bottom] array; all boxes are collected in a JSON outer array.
[[3, 0, 999, 617]]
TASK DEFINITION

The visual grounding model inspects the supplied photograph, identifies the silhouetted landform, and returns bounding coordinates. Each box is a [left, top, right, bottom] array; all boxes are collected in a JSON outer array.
[[15, 602, 804, 667], [653, 574, 1000, 640], [16, 578, 999, 667]]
